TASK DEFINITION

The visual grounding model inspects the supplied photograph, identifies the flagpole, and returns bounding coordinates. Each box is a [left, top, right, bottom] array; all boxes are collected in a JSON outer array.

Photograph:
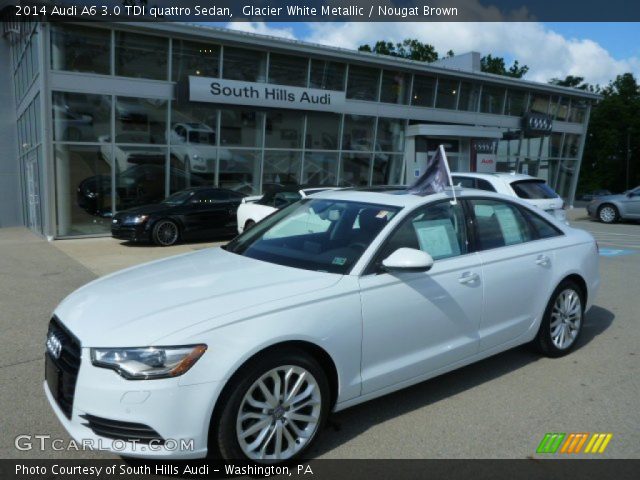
[[440, 144, 457, 205]]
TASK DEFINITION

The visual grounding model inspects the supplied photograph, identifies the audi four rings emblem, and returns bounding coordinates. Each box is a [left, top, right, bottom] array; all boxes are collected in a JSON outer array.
[[46, 333, 62, 359], [523, 113, 553, 133]]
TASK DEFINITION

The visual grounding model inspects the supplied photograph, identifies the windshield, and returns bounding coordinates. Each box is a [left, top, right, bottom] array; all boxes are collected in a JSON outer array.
[[162, 190, 194, 206], [510, 180, 559, 199], [225, 198, 401, 274]]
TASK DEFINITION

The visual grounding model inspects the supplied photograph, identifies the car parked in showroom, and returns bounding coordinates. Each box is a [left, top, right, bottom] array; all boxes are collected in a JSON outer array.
[[586, 186, 640, 223], [77, 165, 209, 217], [45, 187, 599, 462], [236, 185, 334, 233], [451, 172, 567, 223], [111, 187, 245, 245]]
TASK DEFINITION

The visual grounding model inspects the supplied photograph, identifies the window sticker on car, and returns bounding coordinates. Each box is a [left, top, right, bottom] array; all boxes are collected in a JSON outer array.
[[493, 205, 525, 245], [332, 257, 347, 266], [413, 220, 459, 259]]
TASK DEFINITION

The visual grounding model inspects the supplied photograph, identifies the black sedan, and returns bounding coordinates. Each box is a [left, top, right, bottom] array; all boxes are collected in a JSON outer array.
[[111, 187, 246, 246]]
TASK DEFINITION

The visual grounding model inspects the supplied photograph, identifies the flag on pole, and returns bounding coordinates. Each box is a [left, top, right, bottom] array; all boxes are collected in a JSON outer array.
[[408, 144, 456, 203]]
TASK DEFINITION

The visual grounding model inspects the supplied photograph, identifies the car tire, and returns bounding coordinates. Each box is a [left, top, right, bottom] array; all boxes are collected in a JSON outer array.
[[598, 204, 619, 224], [533, 280, 585, 358], [214, 348, 330, 462], [244, 220, 256, 231], [151, 219, 180, 246]]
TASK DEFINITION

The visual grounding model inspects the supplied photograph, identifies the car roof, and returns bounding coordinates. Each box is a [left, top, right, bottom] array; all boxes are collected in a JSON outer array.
[[452, 172, 545, 183], [310, 186, 525, 208]]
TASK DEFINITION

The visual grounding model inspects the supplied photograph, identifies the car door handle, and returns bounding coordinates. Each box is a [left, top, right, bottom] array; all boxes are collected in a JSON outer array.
[[458, 271, 479, 284], [536, 254, 551, 266]]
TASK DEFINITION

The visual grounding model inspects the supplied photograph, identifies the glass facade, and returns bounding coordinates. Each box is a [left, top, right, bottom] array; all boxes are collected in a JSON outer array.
[[3, 23, 595, 238]]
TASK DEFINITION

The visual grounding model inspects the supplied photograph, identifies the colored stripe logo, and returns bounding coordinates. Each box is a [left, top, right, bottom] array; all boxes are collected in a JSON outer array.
[[537, 433, 613, 454]]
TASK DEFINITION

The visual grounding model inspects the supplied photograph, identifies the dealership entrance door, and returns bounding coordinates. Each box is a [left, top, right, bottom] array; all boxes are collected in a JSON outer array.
[[24, 153, 42, 234], [404, 124, 503, 184]]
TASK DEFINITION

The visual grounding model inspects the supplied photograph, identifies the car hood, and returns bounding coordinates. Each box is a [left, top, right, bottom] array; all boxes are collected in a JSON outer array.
[[54, 248, 341, 346]]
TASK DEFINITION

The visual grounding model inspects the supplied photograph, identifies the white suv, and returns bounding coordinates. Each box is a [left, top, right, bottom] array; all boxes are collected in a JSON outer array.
[[451, 172, 567, 223]]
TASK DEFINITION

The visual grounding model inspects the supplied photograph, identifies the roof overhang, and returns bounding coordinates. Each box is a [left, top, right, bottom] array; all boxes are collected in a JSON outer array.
[[406, 124, 504, 138]]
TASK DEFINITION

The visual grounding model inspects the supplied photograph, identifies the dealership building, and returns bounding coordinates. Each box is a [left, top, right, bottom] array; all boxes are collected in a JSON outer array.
[[0, 12, 600, 239]]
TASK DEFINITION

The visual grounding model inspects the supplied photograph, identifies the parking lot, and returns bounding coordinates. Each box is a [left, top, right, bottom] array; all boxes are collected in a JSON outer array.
[[0, 209, 638, 459]]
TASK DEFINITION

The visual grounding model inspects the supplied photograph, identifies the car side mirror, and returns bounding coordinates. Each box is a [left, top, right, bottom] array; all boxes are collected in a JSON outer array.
[[381, 248, 434, 272]]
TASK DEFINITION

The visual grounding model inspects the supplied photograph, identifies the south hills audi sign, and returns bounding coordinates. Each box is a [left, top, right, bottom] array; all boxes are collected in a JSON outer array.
[[188, 76, 346, 111]]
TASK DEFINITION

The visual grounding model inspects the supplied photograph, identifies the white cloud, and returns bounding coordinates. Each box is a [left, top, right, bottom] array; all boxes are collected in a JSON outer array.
[[224, 21, 297, 40], [303, 22, 640, 86], [223, 18, 640, 87]]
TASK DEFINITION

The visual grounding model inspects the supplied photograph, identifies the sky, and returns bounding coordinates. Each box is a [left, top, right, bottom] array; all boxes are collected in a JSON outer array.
[[209, 21, 640, 87]]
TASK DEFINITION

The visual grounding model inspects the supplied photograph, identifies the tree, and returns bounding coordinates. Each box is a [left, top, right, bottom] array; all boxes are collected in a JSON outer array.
[[480, 54, 529, 78], [358, 39, 439, 63], [578, 73, 640, 194], [549, 75, 600, 93]]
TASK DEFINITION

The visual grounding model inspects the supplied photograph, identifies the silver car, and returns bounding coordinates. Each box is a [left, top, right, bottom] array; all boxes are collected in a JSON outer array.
[[586, 186, 640, 223]]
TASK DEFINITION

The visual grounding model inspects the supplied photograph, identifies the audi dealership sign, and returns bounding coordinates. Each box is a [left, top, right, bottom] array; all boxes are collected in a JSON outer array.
[[188, 76, 346, 111], [522, 112, 554, 134]]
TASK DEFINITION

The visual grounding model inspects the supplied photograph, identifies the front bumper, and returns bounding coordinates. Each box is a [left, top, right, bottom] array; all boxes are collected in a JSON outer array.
[[586, 203, 598, 218], [44, 350, 223, 459], [111, 223, 151, 243]]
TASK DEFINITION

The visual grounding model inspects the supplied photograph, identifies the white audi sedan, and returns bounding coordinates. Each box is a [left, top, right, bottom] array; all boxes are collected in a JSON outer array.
[[44, 188, 599, 462]]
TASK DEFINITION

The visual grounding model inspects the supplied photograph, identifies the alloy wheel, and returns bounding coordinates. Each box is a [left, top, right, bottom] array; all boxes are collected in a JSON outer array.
[[155, 221, 178, 246], [236, 365, 322, 461], [599, 206, 616, 223], [550, 288, 582, 350]]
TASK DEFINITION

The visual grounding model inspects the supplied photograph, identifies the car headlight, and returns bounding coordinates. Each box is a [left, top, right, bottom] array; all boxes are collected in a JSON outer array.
[[124, 214, 148, 225], [91, 345, 207, 380]]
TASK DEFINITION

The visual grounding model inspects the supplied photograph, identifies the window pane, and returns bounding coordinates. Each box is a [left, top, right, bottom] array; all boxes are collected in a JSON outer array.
[[412, 75, 436, 107], [340, 153, 371, 186], [569, 99, 587, 123], [372, 154, 404, 185], [562, 134, 580, 158], [265, 110, 304, 149], [170, 100, 218, 183], [552, 96, 570, 121], [305, 112, 340, 150], [220, 108, 264, 147], [505, 90, 527, 116], [52, 92, 111, 142], [55, 144, 112, 236], [309, 59, 345, 90], [223, 47, 267, 82], [380, 70, 410, 104], [347, 65, 379, 101], [115, 97, 167, 146], [171, 39, 219, 82], [342, 115, 375, 151], [529, 93, 550, 115], [524, 210, 562, 238], [480, 85, 505, 114], [115, 32, 167, 80], [269, 53, 308, 87], [51, 25, 110, 75], [115, 155, 168, 210], [471, 199, 533, 249], [218, 149, 261, 194], [436, 77, 459, 109], [263, 150, 302, 186], [378, 202, 467, 261], [303, 152, 338, 186], [550, 133, 563, 157], [376, 118, 405, 152]]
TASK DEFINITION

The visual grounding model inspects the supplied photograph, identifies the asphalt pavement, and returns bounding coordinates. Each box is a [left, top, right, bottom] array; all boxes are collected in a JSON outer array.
[[0, 210, 638, 459]]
